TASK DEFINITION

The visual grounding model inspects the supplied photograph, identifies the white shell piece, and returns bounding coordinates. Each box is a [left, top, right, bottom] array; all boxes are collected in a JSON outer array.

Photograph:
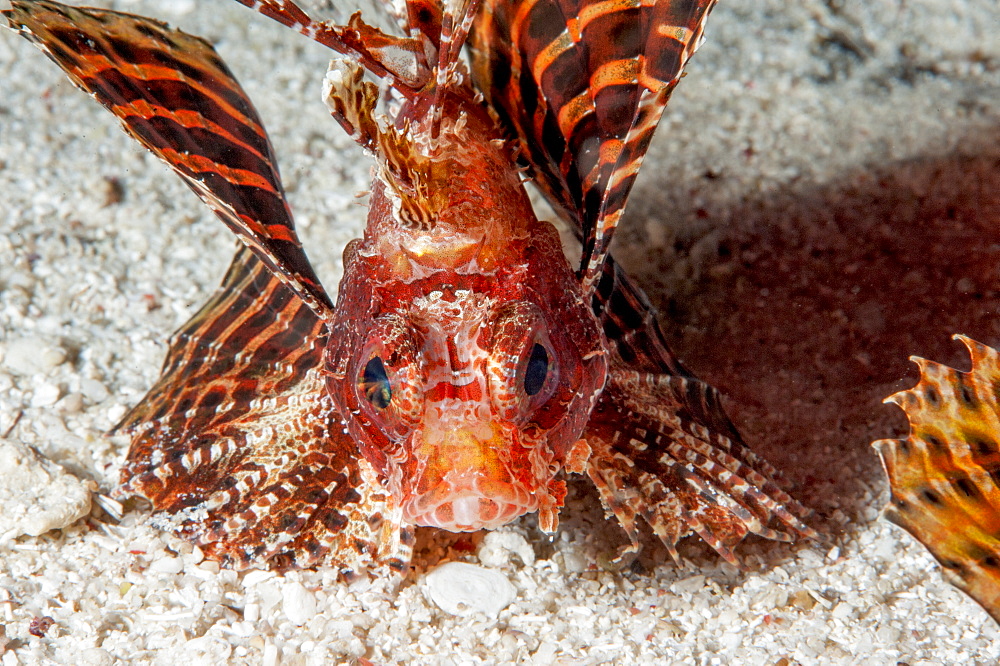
[[2, 338, 66, 376], [423, 561, 516, 617], [281, 582, 318, 626]]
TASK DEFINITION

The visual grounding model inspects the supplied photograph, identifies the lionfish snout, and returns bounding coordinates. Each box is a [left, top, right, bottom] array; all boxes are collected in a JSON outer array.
[[399, 424, 543, 531]]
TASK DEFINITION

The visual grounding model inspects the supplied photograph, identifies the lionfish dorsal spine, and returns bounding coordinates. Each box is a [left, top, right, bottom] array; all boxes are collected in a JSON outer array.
[[233, 0, 431, 94], [240, 0, 491, 233], [428, 0, 483, 136], [234, 1, 482, 100]]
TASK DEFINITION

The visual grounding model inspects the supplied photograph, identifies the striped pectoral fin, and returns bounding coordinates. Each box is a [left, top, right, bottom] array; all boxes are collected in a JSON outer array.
[[124, 392, 409, 574], [141, 414, 409, 574], [874, 335, 1000, 623], [115, 244, 325, 444], [469, 0, 717, 289], [583, 367, 815, 566], [5, 0, 333, 317], [115, 247, 408, 573], [590, 254, 751, 450]]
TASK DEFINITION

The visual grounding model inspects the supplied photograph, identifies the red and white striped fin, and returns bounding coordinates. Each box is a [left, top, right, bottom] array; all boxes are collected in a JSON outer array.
[[585, 366, 815, 565], [116, 246, 412, 573]]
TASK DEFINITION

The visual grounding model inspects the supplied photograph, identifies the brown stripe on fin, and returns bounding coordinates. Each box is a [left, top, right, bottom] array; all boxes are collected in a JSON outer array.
[[5, 0, 334, 318], [874, 335, 1000, 624], [591, 254, 691, 376], [468, 0, 716, 292]]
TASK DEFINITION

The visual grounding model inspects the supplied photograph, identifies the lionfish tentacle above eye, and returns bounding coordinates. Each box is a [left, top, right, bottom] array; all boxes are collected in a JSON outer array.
[[468, 0, 717, 292], [874, 335, 1000, 623], [231, 0, 431, 95], [323, 58, 442, 232]]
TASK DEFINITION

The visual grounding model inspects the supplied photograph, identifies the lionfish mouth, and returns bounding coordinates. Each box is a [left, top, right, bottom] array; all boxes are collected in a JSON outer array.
[[400, 423, 544, 531], [403, 484, 538, 532]]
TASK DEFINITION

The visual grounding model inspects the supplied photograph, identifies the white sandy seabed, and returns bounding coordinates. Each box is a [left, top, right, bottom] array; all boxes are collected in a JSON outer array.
[[0, 0, 999, 664]]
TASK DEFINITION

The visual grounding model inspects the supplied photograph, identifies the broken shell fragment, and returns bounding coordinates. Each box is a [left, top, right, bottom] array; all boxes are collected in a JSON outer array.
[[423, 561, 516, 617]]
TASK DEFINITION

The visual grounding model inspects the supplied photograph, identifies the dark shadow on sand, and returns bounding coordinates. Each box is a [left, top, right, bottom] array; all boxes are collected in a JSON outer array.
[[620, 142, 1000, 545]]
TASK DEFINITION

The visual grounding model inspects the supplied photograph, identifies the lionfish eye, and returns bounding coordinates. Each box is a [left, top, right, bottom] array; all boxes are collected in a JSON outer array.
[[360, 356, 392, 409], [524, 343, 549, 396]]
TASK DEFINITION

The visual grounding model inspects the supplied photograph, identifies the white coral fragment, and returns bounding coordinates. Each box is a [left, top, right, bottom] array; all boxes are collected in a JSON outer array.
[[477, 530, 536, 567]]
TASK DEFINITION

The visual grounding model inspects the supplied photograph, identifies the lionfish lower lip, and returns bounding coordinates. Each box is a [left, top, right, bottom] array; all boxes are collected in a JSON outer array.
[[405, 493, 536, 532], [402, 477, 539, 531]]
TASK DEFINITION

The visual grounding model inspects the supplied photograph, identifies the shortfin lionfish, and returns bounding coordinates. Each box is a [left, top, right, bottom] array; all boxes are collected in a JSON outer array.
[[4, 0, 813, 574]]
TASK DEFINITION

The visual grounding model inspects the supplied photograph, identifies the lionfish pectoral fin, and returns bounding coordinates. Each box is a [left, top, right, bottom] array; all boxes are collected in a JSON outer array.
[[469, 0, 717, 291], [592, 255, 698, 376], [4, 0, 334, 318], [583, 367, 815, 566], [874, 335, 1000, 623], [114, 246, 411, 573]]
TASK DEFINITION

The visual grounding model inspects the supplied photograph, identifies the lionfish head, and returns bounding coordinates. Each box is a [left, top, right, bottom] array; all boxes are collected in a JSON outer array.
[[323, 77, 607, 533]]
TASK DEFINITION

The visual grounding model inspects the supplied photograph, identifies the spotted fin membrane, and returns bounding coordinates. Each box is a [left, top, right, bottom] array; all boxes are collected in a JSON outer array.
[[875, 335, 1000, 623]]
